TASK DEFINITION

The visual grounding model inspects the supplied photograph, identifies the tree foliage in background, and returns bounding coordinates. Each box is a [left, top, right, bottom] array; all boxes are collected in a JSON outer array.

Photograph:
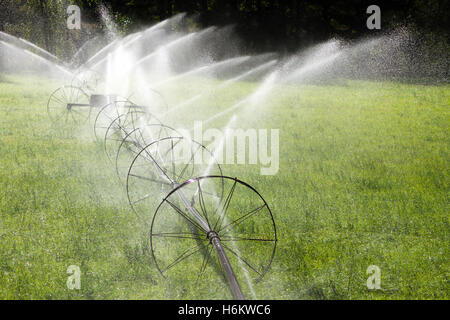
[[0, 0, 448, 80], [0, 0, 104, 60], [95, 0, 449, 52]]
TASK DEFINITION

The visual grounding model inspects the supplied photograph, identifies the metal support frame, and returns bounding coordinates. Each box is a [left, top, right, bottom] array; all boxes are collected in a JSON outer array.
[[47, 81, 277, 300], [176, 186, 245, 300]]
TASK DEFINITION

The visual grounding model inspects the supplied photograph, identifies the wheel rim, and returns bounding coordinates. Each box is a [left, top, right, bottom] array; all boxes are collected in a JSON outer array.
[[150, 175, 277, 290], [103, 109, 147, 163], [126, 137, 224, 221], [115, 124, 179, 183], [47, 85, 90, 124], [93, 99, 139, 141]]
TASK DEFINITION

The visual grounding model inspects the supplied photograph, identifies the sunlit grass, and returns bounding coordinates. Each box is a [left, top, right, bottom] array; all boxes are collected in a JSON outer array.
[[0, 74, 448, 299]]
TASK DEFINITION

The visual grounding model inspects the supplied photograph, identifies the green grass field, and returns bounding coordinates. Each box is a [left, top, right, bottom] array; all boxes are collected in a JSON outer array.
[[0, 74, 448, 299]]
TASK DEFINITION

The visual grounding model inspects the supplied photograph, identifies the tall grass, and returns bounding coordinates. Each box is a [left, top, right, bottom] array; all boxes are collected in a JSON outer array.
[[0, 75, 448, 299]]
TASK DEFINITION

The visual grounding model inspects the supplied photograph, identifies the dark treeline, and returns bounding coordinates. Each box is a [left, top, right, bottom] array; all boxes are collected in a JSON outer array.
[[96, 0, 449, 52], [0, 0, 448, 80], [1, 0, 448, 53]]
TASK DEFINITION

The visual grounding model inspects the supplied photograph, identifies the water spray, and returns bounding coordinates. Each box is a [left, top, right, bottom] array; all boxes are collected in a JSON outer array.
[[46, 66, 277, 301]]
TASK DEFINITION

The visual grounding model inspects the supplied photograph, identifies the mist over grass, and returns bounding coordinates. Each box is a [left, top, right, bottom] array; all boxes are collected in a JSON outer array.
[[0, 74, 448, 299]]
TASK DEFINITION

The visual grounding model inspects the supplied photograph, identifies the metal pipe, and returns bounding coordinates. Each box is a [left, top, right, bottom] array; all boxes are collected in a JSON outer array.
[[135, 139, 246, 299], [67, 103, 91, 109], [177, 188, 246, 300], [209, 232, 245, 300]]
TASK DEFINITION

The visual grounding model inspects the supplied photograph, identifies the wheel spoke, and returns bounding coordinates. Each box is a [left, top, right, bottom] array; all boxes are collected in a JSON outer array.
[[213, 179, 237, 231], [218, 203, 267, 236], [129, 173, 170, 185], [197, 244, 213, 280], [152, 232, 205, 240], [165, 199, 205, 233], [222, 243, 262, 277], [197, 179, 211, 228], [220, 235, 276, 242], [162, 244, 203, 273], [50, 94, 65, 105]]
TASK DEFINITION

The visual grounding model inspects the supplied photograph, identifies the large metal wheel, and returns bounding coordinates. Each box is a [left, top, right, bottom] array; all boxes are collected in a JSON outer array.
[[102, 109, 147, 163], [47, 85, 90, 124], [71, 68, 102, 92], [115, 124, 180, 183], [93, 99, 142, 141], [126, 137, 224, 221], [150, 175, 277, 297]]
